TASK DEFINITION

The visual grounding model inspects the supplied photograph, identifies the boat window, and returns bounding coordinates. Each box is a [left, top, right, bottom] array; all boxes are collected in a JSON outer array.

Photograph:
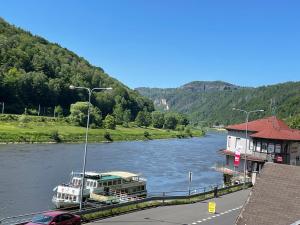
[[103, 182, 107, 186], [112, 180, 116, 185], [93, 182, 97, 187], [61, 193, 65, 199], [141, 186, 145, 191], [57, 193, 61, 198], [118, 180, 121, 184], [98, 182, 102, 187], [108, 181, 112, 186], [86, 181, 90, 186], [72, 195, 76, 201]]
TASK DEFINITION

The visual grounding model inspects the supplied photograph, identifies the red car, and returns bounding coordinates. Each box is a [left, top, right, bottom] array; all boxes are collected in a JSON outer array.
[[26, 211, 81, 225]]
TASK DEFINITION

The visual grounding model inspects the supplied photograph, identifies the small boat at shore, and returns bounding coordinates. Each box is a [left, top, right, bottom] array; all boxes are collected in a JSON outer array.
[[52, 171, 147, 208]]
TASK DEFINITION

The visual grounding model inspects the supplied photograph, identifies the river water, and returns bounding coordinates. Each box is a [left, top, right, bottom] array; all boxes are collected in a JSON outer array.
[[0, 132, 225, 217]]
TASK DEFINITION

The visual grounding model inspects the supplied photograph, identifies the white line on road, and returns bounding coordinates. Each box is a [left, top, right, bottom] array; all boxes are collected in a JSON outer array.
[[188, 205, 243, 225]]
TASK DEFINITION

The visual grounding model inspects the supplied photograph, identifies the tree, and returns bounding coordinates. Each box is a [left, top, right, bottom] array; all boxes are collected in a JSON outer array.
[[152, 111, 165, 128], [113, 103, 124, 124], [135, 111, 152, 127], [54, 105, 64, 117], [177, 113, 189, 126], [69, 102, 102, 127], [164, 114, 178, 130], [104, 114, 116, 129], [123, 109, 132, 127]]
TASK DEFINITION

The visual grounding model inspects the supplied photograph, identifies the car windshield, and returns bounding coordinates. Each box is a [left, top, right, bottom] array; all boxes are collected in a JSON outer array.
[[31, 215, 53, 225]]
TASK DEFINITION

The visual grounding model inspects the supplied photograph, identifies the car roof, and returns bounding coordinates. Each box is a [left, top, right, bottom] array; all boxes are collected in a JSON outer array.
[[43, 211, 69, 217]]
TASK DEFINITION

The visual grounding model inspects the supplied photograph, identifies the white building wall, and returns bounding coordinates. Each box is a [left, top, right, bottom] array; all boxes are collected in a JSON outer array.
[[226, 130, 254, 155]]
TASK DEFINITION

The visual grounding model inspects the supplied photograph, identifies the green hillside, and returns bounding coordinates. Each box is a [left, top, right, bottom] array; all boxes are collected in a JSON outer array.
[[0, 18, 153, 120], [136, 81, 300, 126]]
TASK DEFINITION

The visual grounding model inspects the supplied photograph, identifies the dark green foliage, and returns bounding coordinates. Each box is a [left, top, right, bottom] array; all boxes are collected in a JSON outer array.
[[103, 131, 113, 141], [137, 81, 300, 126], [135, 111, 152, 127], [164, 113, 178, 130], [143, 131, 151, 139], [152, 111, 165, 128], [50, 130, 61, 143], [69, 102, 102, 128], [104, 114, 116, 129], [287, 114, 300, 129], [0, 18, 153, 121]]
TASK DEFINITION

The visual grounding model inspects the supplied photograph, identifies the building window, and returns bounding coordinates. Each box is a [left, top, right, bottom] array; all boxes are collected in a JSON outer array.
[[235, 137, 241, 149], [256, 142, 261, 152], [268, 143, 275, 154], [262, 142, 267, 153], [275, 144, 281, 153], [227, 136, 231, 148], [249, 140, 253, 150]]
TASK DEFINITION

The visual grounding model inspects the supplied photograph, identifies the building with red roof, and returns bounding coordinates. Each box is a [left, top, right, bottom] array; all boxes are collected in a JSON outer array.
[[216, 116, 300, 184]]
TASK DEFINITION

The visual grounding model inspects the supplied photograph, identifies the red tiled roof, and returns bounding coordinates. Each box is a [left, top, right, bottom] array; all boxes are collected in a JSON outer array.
[[226, 116, 290, 132], [250, 128, 300, 141], [226, 116, 300, 141]]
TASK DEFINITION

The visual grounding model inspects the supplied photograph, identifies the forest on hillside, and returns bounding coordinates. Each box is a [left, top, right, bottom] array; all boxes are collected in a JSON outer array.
[[0, 18, 154, 123], [137, 81, 300, 127]]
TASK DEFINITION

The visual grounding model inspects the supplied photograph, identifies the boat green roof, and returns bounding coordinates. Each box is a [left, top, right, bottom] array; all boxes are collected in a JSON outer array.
[[99, 175, 121, 181]]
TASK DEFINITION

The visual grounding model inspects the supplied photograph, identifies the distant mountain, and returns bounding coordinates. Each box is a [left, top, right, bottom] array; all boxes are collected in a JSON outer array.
[[180, 81, 242, 92], [0, 18, 154, 119], [136, 81, 300, 126]]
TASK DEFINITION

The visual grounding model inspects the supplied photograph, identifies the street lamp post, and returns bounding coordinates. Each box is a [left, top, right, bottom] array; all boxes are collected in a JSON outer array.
[[69, 85, 112, 210], [232, 108, 264, 186]]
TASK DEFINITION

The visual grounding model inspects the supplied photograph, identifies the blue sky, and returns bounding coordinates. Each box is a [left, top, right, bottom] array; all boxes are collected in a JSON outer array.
[[1, 0, 300, 88]]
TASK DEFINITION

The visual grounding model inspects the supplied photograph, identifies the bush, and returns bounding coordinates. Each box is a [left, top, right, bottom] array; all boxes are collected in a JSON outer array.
[[104, 131, 113, 141], [18, 114, 30, 123], [104, 114, 116, 129], [144, 131, 151, 139], [69, 102, 102, 127], [50, 130, 61, 143]]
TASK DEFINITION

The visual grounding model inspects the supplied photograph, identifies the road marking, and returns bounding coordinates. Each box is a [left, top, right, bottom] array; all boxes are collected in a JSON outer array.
[[188, 205, 243, 224]]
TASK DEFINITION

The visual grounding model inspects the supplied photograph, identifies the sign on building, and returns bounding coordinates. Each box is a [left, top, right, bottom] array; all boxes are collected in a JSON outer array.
[[234, 150, 241, 167]]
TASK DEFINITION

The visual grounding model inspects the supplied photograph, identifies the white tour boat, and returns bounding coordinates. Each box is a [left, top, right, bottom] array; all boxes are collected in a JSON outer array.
[[52, 171, 147, 208]]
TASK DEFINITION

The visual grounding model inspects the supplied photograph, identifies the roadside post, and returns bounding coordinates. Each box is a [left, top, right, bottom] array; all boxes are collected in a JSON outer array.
[[208, 201, 216, 214], [188, 171, 192, 195]]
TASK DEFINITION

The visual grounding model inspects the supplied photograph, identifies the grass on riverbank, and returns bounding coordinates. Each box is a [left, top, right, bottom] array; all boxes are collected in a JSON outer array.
[[0, 114, 205, 143]]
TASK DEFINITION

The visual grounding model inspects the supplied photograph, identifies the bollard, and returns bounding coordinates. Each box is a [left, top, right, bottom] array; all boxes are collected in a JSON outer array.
[[214, 186, 218, 198]]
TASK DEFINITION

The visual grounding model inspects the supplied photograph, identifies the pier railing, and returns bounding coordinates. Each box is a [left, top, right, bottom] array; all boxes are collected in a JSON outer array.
[[0, 182, 252, 225]]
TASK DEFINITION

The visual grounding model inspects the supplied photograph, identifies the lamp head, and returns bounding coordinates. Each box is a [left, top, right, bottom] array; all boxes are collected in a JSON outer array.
[[69, 85, 75, 90]]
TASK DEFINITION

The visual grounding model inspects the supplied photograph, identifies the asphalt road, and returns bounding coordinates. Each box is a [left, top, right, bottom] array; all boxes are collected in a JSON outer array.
[[88, 189, 251, 225]]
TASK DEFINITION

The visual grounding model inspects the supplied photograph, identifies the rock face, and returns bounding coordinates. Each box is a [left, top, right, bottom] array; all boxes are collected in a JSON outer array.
[[153, 98, 169, 111]]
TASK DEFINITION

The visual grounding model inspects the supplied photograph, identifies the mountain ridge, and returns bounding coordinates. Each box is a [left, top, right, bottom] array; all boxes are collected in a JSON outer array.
[[136, 81, 300, 126]]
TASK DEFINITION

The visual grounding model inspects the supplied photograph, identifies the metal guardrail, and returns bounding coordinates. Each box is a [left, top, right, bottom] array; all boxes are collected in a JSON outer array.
[[0, 182, 251, 225]]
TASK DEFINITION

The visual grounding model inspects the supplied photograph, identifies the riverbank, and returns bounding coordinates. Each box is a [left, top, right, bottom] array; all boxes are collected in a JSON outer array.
[[0, 114, 204, 143]]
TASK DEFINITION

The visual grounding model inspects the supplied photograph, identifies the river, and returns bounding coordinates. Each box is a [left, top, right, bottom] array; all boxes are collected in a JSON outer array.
[[0, 132, 226, 218]]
